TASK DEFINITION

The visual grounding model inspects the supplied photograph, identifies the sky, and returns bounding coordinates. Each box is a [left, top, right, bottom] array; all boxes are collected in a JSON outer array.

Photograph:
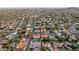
[[0, 0, 79, 7]]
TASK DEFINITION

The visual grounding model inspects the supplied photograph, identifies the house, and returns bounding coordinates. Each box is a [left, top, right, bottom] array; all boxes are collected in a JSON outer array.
[[27, 24, 31, 27], [32, 34, 40, 39], [29, 41, 41, 50], [35, 30, 40, 33], [40, 28, 46, 32], [26, 27, 32, 32], [33, 47, 40, 51], [2, 39, 8, 44], [20, 36, 27, 42], [41, 34, 48, 39]]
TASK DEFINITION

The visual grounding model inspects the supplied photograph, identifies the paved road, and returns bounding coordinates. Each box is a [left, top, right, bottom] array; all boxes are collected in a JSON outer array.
[[24, 18, 35, 51]]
